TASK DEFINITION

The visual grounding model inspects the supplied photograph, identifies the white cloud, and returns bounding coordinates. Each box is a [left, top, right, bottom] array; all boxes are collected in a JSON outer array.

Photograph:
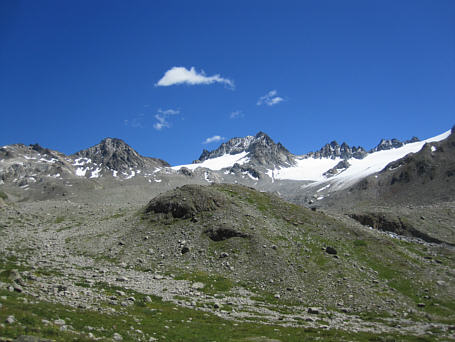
[[230, 110, 244, 119], [203, 135, 225, 144], [155, 66, 234, 88], [153, 108, 180, 131], [257, 90, 284, 106]]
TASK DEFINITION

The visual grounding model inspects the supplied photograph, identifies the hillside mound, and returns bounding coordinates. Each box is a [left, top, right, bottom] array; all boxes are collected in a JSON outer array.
[[143, 184, 227, 219]]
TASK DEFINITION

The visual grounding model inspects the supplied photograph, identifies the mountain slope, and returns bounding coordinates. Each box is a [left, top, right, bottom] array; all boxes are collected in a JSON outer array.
[[341, 126, 455, 205]]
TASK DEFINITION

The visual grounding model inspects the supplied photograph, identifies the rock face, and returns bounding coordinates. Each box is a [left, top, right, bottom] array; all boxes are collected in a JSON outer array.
[[197, 132, 295, 167], [72, 138, 169, 175]]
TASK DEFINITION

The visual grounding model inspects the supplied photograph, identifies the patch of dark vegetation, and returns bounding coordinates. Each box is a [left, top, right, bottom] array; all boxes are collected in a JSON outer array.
[[204, 227, 250, 241], [143, 184, 227, 219], [0, 190, 8, 200], [349, 213, 447, 245]]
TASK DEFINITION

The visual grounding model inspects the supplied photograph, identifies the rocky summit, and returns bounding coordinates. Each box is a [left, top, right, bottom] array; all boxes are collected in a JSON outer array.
[[0, 127, 455, 342]]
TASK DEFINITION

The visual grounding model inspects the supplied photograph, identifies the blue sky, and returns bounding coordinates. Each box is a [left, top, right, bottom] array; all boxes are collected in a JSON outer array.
[[1, 1, 454, 165]]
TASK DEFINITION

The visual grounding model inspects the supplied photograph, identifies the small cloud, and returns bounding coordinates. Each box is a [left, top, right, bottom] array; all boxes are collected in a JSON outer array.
[[230, 110, 244, 119], [153, 108, 180, 131], [203, 135, 225, 144], [124, 115, 144, 129], [257, 90, 284, 106], [155, 66, 234, 88]]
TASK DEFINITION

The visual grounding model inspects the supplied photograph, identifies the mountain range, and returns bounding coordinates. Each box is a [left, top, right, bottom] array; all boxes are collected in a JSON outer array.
[[1, 126, 453, 206]]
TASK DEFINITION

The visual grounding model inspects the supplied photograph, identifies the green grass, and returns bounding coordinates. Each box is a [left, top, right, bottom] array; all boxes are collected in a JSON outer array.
[[54, 216, 65, 224], [174, 270, 235, 295], [0, 286, 437, 342], [0, 190, 8, 200]]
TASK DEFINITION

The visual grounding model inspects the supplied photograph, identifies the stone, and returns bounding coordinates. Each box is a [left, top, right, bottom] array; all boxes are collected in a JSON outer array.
[[13, 284, 23, 293], [144, 296, 152, 303], [113, 333, 123, 341], [417, 303, 425, 308], [116, 276, 128, 282], [6, 315, 15, 324], [436, 280, 446, 286], [308, 307, 320, 314], [191, 282, 205, 290], [220, 252, 229, 258], [325, 246, 337, 255], [54, 318, 66, 326]]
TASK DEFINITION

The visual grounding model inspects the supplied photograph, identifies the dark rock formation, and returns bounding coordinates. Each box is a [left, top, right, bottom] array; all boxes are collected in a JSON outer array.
[[143, 184, 227, 219]]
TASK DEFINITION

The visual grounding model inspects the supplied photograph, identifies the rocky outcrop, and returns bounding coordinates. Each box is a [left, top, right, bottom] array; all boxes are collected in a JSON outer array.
[[308, 141, 366, 160], [143, 184, 227, 219], [370, 137, 419, 153], [323, 160, 351, 178]]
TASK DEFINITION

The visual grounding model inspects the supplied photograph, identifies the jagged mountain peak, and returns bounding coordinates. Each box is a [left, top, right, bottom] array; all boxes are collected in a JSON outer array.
[[370, 136, 420, 153], [72, 137, 168, 177], [73, 137, 143, 168], [307, 140, 367, 160], [196, 132, 294, 167]]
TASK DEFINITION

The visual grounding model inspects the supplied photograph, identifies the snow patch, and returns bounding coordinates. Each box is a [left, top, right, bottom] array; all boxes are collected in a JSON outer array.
[[172, 152, 249, 171], [90, 168, 101, 178], [75, 167, 88, 177]]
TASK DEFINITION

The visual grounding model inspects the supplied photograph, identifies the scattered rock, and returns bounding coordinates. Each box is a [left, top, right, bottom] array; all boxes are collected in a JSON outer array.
[[6, 315, 15, 324], [54, 318, 66, 326], [308, 307, 320, 314], [14, 336, 53, 342], [191, 282, 205, 290], [325, 246, 337, 255], [112, 332, 123, 341]]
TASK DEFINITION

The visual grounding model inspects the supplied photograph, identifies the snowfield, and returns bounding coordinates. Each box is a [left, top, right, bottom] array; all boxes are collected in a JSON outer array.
[[172, 152, 249, 171], [271, 130, 451, 189]]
